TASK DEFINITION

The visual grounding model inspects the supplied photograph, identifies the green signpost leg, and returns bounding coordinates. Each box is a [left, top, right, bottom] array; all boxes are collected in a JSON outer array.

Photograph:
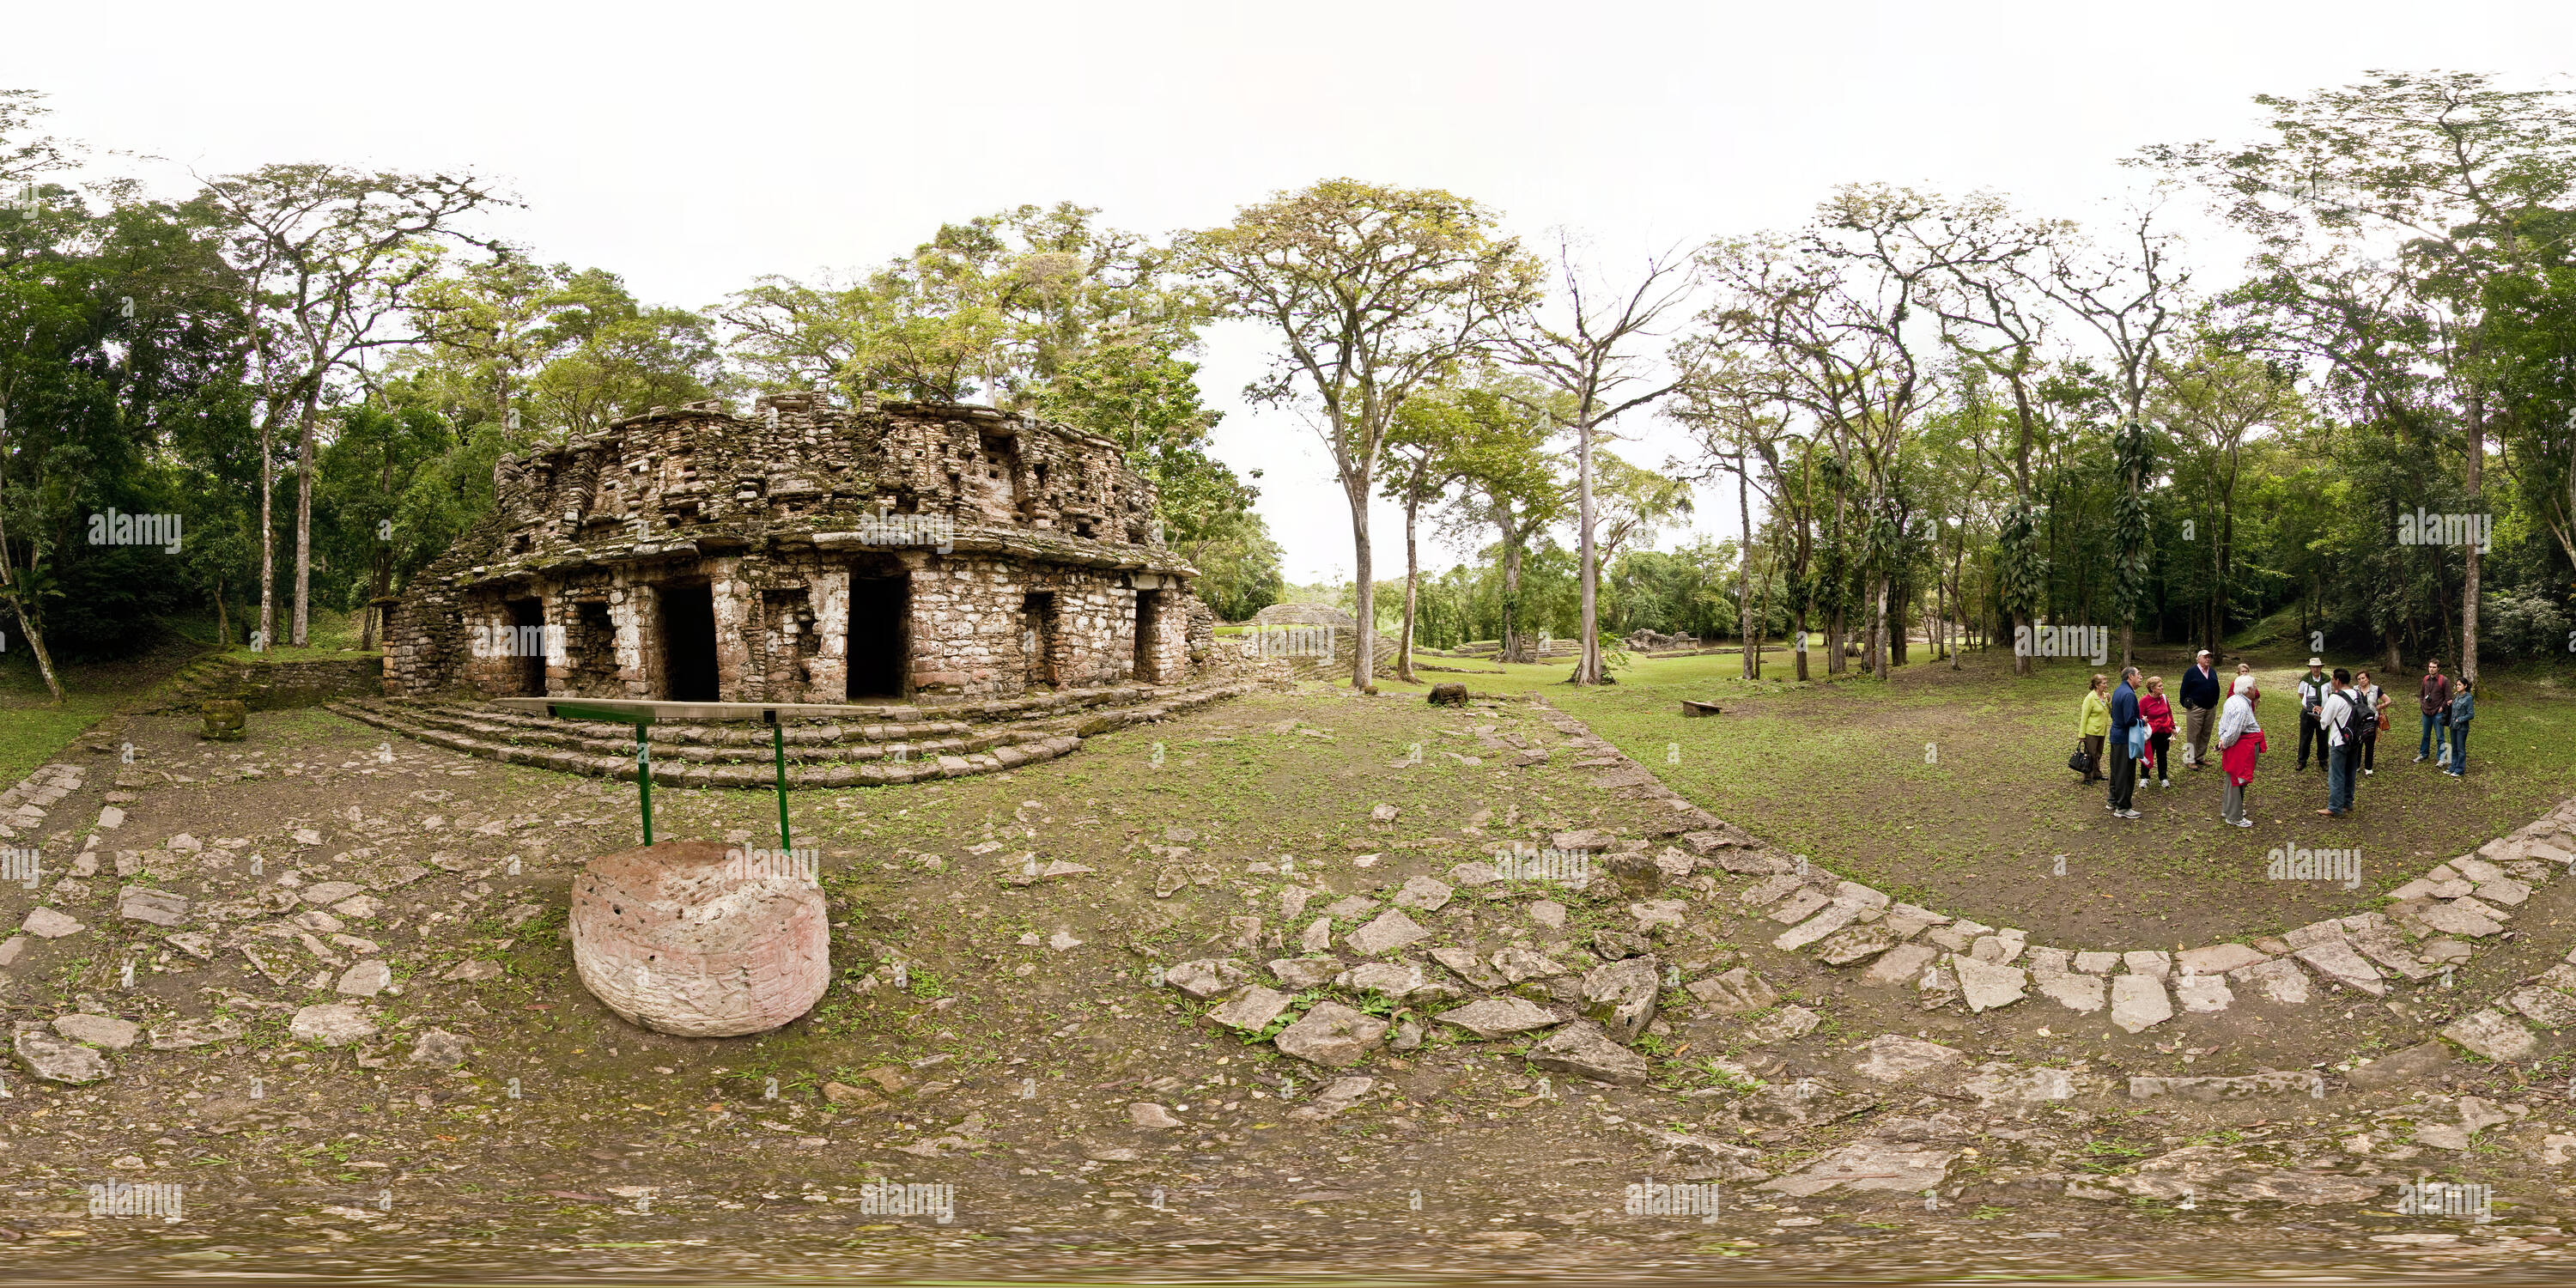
[[772, 720, 792, 851], [637, 724, 654, 846]]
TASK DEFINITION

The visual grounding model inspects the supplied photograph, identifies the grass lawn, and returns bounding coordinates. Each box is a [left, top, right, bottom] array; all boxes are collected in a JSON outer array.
[[1352, 640, 2576, 950]]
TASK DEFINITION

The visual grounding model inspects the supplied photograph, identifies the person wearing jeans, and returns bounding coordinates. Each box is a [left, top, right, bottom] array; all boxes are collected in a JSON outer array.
[[2320, 668, 2356, 817], [2107, 666, 2142, 818], [2141, 676, 2177, 787], [2416, 659, 2454, 763], [2353, 669, 2387, 775], [2446, 678, 2476, 778]]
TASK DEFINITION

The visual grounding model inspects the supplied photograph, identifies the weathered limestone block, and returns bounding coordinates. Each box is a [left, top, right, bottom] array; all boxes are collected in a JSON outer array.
[[200, 699, 247, 742], [571, 839, 829, 1037]]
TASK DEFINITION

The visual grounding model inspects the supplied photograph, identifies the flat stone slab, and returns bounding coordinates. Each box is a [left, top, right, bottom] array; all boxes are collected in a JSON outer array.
[[2111, 975, 2173, 1033], [1163, 958, 1250, 999], [2230, 958, 2312, 1004], [1760, 1139, 1955, 1196], [289, 1002, 379, 1047], [2037, 972, 2107, 1014], [1742, 1004, 1821, 1045], [21, 908, 83, 939], [1858, 943, 1937, 988], [2129, 1071, 2323, 1100], [1687, 967, 1777, 1013], [2417, 901, 2505, 938], [1208, 985, 1294, 1033], [1273, 1000, 1389, 1068], [116, 886, 190, 927], [1344, 909, 1430, 957], [2073, 951, 2120, 975], [52, 1013, 142, 1050], [2510, 986, 2576, 1028], [1848, 1035, 1967, 1084], [2442, 1008, 2539, 1061], [2176, 943, 2269, 976], [1951, 956, 2027, 1012], [15, 1030, 111, 1084], [2174, 975, 2233, 1012], [2293, 940, 2386, 996], [1528, 1021, 1650, 1085], [1391, 875, 1453, 913], [1436, 997, 1564, 1039]]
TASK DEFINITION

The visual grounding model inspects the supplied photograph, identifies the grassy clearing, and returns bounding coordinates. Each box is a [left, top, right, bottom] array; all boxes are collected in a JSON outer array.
[[1503, 642, 2576, 947]]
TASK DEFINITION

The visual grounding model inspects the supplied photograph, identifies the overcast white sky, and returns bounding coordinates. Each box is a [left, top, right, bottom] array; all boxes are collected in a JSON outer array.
[[7, 1, 2571, 582]]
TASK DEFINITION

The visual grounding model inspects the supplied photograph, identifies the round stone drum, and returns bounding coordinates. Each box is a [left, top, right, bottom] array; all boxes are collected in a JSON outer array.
[[571, 839, 829, 1037]]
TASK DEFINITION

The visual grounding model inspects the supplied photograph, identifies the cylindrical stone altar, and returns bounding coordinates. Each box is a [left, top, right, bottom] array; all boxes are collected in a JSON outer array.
[[571, 840, 829, 1037]]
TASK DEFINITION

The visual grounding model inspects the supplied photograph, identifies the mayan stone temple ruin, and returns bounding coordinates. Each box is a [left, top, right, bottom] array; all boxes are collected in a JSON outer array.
[[338, 393, 1276, 786]]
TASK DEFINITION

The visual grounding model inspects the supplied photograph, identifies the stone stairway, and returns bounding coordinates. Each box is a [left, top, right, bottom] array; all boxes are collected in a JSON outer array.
[[326, 676, 1267, 789]]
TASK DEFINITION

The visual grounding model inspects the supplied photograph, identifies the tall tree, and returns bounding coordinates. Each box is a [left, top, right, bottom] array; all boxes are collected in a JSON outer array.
[[1187, 179, 1537, 688], [2148, 70, 2576, 681], [1497, 237, 1692, 683], [197, 164, 501, 647]]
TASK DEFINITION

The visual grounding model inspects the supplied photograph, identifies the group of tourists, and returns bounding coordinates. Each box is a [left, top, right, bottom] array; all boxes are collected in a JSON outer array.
[[2074, 651, 2477, 827]]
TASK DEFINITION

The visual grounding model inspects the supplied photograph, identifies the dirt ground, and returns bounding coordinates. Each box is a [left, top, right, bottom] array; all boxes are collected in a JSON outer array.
[[2, 683, 2575, 1282]]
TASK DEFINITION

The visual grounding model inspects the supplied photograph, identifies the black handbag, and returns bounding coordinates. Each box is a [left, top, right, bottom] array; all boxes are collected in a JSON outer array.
[[2068, 743, 2093, 776]]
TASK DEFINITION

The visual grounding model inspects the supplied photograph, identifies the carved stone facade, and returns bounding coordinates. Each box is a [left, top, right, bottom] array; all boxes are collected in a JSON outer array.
[[385, 394, 1211, 705]]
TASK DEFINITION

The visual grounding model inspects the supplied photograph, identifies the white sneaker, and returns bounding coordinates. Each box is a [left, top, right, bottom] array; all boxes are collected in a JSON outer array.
[[2120, 809, 2143, 818], [2232, 817, 2254, 828]]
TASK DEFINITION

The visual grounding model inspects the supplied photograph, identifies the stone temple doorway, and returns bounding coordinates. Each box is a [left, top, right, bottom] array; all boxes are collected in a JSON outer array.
[[1023, 592, 1059, 690], [505, 596, 547, 696], [847, 575, 908, 700], [1132, 587, 1161, 683], [658, 583, 719, 702]]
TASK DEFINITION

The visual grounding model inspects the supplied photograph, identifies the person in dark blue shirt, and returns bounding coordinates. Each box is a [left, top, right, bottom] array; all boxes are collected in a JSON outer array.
[[2106, 665, 2142, 818], [2177, 650, 2222, 770]]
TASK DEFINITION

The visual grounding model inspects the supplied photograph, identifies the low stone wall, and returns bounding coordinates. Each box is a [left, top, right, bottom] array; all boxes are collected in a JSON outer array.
[[149, 655, 384, 714]]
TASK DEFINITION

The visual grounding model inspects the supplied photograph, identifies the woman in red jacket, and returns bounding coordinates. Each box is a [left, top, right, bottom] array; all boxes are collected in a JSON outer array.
[[2139, 675, 2178, 788]]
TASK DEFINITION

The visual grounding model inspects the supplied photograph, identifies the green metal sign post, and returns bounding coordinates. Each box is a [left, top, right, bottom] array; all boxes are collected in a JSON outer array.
[[542, 700, 794, 853], [761, 708, 793, 853], [547, 702, 658, 846]]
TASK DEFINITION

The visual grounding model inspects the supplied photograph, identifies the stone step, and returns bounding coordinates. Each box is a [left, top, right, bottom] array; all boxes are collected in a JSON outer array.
[[323, 677, 1261, 790], [339, 701, 1036, 767]]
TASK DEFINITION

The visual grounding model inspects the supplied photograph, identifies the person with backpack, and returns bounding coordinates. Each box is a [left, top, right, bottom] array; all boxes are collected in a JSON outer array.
[[2075, 674, 2110, 786], [2352, 669, 2387, 775], [2318, 668, 2358, 817], [2415, 659, 2454, 766], [2295, 658, 2331, 772], [2140, 675, 2178, 788], [2217, 674, 2265, 827], [2445, 677, 2476, 778]]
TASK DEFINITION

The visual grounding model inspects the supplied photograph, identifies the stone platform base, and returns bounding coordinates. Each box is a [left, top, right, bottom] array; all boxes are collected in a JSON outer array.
[[326, 676, 1266, 789]]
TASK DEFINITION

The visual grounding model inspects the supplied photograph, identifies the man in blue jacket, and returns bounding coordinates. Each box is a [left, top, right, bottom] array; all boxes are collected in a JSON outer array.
[[2107, 665, 2142, 818], [2178, 649, 2221, 770]]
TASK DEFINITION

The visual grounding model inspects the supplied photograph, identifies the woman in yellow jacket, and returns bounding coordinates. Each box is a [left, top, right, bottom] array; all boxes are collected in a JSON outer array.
[[2076, 673, 2111, 785]]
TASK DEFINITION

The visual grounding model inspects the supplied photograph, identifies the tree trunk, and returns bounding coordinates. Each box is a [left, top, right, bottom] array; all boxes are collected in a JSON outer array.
[[2463, 392, 2483, 683], [2014, 612, 2032, 676], [1346, 473, 1376, 690], [0, 507, 64, 702], [1396, 497, 1420, 685], [1572, 415, 1601, 685], [1499, 517, 1528, 665], [1792, 608, 1809, 681], [294, 393, 318, 647], [1736, 466, 1755, 681], [258, 410, 275, 652]]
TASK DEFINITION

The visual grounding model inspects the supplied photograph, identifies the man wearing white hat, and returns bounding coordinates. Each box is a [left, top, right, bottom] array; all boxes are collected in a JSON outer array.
[[2294, 657, 2330, 773]]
